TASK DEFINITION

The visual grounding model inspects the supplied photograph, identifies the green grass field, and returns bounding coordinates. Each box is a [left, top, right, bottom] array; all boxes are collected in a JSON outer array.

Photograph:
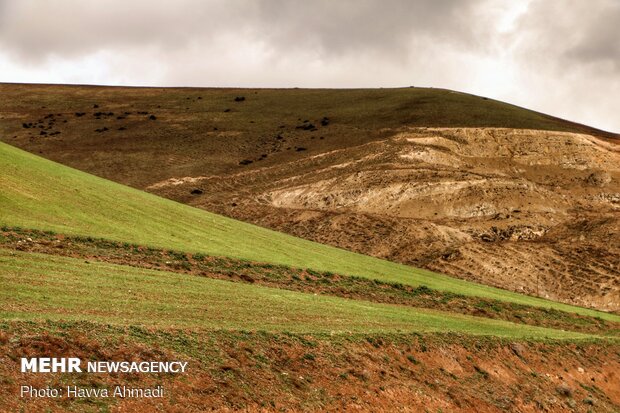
[[1, 141, 618, 323], [0, 249, 598, 339]]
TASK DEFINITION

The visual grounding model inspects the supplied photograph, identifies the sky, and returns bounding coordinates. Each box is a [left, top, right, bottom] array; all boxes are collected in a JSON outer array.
[[0, 0, 618, 132]]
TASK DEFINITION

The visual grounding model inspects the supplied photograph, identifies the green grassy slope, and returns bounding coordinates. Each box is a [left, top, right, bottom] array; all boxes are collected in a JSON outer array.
[[0, 249, 596, 340], [1, 141, 618, 322]]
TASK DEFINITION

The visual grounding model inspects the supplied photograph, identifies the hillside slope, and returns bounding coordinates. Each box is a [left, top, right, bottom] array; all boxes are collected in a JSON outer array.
[[1, 141, 618, 322], [2, 249, 597, 339], [2, 91, 620, 411], [197, 127, 619, 312], [0, 83, 616, 189], [0, 83, 618, 312]]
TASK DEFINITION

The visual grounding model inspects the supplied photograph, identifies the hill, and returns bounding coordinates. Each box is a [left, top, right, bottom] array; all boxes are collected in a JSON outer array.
[[1, 141, 617, 320], [1, 139, 620, 411], [2, 84, 620, 411], [0, 83, 618, 311], [1, 140, 620, 411]]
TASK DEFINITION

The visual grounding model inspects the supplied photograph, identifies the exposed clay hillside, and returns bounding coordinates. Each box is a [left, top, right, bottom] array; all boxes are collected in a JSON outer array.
[[185, 128, 619, 312], [1, 83, 618, 312]]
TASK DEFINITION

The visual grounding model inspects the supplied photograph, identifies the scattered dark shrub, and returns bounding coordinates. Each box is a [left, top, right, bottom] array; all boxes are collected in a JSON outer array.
[[474, 365, 489, 379], [192, 253, 206, 261], [407, 355, 419, 365], [557, 383, 572, 397], [296, 123, 316, 131]]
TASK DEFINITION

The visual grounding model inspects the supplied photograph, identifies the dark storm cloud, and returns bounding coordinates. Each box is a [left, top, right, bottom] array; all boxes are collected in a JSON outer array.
[[252, 0, 481, 56], [514, 0, 620, 71], [0, 0, 481, 62], [0, 0, 251, 60], [563, 2, 620, 69]]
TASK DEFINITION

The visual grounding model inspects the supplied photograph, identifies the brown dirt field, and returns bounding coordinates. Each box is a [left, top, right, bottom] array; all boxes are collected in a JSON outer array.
[[1, 322, 619, 412], [1, 84, 618, 313]]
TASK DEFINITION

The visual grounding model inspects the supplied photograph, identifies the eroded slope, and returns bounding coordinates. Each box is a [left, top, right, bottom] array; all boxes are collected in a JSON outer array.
[[151, 128, 620, 311], [1, 84, 618, 311]]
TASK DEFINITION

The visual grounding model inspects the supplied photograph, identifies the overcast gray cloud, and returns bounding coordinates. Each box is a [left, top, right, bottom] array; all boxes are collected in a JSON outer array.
[[0, 0, 618, 132]]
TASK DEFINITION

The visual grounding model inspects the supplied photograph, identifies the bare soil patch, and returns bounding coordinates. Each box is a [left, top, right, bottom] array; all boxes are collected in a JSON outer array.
[[1, 321, 619, 412]]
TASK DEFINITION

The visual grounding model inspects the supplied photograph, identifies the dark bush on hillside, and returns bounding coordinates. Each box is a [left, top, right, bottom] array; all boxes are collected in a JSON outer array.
[[556, 383, 572, 397], [296, 123, 316, 131], [406, 355, 419, 365]]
